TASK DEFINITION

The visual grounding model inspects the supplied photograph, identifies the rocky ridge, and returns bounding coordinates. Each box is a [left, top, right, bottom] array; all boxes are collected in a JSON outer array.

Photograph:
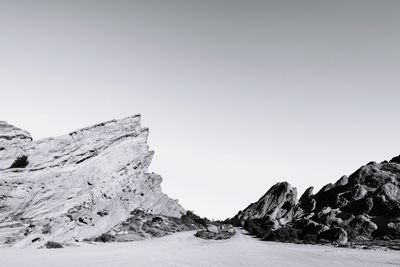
[[229, 157, 400, 248], [0, 115, 185, 247]]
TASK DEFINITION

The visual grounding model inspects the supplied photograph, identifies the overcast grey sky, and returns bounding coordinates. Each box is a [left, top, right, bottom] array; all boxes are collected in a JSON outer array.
[[1, 1, 399, 219]]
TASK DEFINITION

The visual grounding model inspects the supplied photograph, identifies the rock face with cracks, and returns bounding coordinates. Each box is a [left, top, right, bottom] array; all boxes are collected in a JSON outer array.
[[230, 157, 400, 246], [0, 115, 185, 248], [233, 182, 297, 230]]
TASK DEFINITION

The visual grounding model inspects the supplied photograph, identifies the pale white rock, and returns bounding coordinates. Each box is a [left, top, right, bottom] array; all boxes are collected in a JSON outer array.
[[0, 115, 185, 247], [0, 121, 32, 170], [206, 225, 219, 233]]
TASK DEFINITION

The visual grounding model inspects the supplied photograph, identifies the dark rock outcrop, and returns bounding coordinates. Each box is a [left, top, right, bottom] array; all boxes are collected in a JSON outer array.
[[229, 155, 400, 247], [317, 227, 348, 245], [195, 224, 236, 240], [230, 182, 297, 230]]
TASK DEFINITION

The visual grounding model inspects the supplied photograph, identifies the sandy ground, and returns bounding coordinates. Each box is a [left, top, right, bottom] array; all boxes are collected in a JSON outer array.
[[0, 229, 399, 267]]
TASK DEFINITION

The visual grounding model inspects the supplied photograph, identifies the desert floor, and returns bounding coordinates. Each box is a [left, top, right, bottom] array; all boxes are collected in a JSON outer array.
[[0, 229, 399, 267]]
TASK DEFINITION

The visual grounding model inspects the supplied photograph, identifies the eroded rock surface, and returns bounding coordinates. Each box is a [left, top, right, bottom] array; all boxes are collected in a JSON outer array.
[[233, 182, 297, 230], [0, 115, 185, 247], [230, 157, 400, 247]]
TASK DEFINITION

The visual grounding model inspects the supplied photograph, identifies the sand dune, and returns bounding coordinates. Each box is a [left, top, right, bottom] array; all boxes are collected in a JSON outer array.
[[0, 229, 399, 267]]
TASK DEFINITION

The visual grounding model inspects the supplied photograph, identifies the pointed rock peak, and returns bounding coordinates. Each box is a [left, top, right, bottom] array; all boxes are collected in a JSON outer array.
[[316, 183, 335, 195], [390, 155, 400, 164], [229, 181, 298, 228], [299, 186, 314, 202], [267, 181, 295, 194], [257, 182, 297, 203], [335, 175, 348, 186], [68, 114, 142, 136]]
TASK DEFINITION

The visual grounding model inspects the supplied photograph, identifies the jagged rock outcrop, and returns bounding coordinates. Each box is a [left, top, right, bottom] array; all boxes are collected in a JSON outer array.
[[230, 156, 400, 246], [231, 182, 297, 230], [0, 115, 185, 247]]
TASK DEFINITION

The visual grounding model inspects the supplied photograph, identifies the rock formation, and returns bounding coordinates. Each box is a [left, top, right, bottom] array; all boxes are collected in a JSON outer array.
[[230, 157, 400, 246], [0, 115, 185, 247], [194, 224, 236, 240], [233, 182, 297, 229], [91, 209, 206, 243]]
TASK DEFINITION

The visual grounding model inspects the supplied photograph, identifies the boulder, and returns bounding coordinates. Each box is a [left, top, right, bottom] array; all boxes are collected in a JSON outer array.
[[389, 155, 400, 164], [319, 207, 332, 216], [298, 187, 316, 212], [346, 215, 377, 239], [383, 221, 400, 239], [387, 222, 400, 232], [195, 226, 235, 240], [299, 187, 314, 202], [371, 183, 400, 215], [207, 225, 219, 234], [297, 219, 329, 235], [317, 227, 348, 245], [353, 185, 368, 200], [342, 198, 373, 214], [335, 175, 348, 186], [348, 164, 396, 188], [318, 208, 343, 227]]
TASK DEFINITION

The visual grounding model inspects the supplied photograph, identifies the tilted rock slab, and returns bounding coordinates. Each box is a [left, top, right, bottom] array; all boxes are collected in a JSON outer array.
[[0, 115, 185, 247]]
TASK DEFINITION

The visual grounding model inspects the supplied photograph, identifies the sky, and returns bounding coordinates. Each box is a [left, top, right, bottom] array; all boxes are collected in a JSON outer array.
[[0, 1, 399, 219]]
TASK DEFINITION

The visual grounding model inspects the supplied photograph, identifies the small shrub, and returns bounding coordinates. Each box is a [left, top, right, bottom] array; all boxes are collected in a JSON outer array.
[[181, 211, 210, 228], [42, 224, 51, 234], [10, 155, 29, 168], [94, 233, 115, 243], [243, 218, 273, 239], [45, 241, 63, 249], [264, 227, 301, 242], [302, 234, 317, 243], [97, 210, 109, 217], [152, 216, 164, 223]]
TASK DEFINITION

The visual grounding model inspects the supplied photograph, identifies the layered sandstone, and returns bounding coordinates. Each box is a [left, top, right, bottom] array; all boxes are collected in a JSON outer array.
[[0, 115, 185, 247]]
